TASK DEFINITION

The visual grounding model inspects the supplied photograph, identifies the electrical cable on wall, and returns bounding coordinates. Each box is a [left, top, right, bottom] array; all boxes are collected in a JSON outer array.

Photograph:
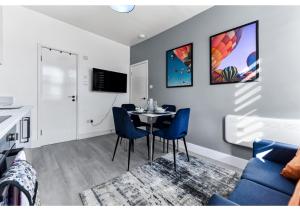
[[91, 94, 119, 127]]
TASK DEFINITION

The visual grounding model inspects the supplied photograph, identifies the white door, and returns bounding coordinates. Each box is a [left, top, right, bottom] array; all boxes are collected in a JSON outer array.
[[39, 47, 77, 145], [130, 61, 148, 108], [0, 7, 3, 65]]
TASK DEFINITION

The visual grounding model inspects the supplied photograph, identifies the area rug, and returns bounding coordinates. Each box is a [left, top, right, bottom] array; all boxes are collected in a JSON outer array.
[[79, 152, 241, 206]]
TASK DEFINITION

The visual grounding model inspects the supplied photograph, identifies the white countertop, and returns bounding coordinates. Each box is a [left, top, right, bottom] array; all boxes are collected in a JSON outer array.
[[0, 106, 32, 139]]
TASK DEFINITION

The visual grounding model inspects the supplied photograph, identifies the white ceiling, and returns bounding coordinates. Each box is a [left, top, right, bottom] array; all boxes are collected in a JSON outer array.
[[26, 6, 212, 46]]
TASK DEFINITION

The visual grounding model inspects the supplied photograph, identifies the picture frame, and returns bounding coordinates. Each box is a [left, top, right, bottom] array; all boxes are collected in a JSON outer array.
[[166, 43, 193, 88], [210, 21, 259, 85]]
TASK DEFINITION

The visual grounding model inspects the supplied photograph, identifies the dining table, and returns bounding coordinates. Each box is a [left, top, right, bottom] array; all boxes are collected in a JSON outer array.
[[128, 110, 176, 162]]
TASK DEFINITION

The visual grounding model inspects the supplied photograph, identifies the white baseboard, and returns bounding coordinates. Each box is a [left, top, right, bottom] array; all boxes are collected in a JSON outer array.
[[176, 140, 248, 169], [28, 140, 39, 149], [77, 129, 115, 140], [31, 129, 248, 170], [29, 129, 115, 148]]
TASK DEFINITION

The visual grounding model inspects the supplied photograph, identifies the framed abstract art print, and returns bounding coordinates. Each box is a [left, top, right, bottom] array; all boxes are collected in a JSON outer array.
[[210, 21, 259, 85], [166, 43, 193, 88]]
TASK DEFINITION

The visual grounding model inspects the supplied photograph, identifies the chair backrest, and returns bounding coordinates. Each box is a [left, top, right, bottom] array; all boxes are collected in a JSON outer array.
[[112, 107, 123, 136], [155, 104, 176, 124], [162, 104, 176, 112], [121, 104, 136, 111], [166, 108, 190, 139], [121, 104, 141, 125], [112, 107, 136, 138]]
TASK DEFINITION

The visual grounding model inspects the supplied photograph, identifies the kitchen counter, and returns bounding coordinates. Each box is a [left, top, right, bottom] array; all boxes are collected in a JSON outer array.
[[0, 106, 32, 139]]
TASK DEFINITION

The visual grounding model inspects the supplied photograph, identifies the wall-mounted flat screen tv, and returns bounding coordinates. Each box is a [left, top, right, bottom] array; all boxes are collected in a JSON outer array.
[[92, 68, 127, 93]]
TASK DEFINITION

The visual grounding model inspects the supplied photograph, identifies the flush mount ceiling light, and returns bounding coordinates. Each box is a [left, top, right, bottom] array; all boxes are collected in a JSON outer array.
[[138, 34, 147, 39], [110, 5, 135, 13]]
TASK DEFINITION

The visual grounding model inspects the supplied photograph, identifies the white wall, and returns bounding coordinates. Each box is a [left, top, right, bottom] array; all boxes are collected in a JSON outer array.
[[131, 6, 300, 159], [0, 6, 3, 65], [0, 6, 130, 147]]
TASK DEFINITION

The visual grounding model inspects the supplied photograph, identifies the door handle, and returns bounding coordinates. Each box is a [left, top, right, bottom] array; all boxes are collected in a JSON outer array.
[[21, 117, 30, 143], [141, 97, 146, 100]]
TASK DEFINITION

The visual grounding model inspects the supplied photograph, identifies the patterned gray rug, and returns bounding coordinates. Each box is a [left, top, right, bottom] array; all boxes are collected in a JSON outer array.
[[79, 152, 241, 206]]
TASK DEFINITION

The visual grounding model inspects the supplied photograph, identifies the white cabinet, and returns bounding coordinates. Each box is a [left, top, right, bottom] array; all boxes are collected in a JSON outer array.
[[0, 6, 3, 65]]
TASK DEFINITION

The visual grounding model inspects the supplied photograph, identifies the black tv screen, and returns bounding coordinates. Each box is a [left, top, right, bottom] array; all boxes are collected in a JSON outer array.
[[92, 68, 127, 93]]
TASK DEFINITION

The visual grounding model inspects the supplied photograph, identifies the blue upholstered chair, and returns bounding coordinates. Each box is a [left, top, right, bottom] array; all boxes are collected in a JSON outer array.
[[112, 107, 150, 171], [121, 104, 150, 128], [152, 108, 190, 171], [153, 104, 176, 153], [153, 104, 176, 129]]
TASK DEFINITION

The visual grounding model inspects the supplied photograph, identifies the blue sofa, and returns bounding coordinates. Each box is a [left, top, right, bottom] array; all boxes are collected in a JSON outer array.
[[208, 139, 298, 206]]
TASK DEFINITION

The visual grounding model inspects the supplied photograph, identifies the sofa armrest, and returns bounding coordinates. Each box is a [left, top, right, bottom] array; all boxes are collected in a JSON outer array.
[[207, 194, 238, 206], [253, 139, 298, 165]]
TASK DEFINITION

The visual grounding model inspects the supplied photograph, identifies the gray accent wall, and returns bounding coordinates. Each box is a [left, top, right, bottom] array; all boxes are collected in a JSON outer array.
[[131, 6, 300, 159]]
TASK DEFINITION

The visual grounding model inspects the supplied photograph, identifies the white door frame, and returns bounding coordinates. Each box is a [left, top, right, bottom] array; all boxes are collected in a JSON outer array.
[[37, 44, 79, 146], [130, 60, 149, 103]]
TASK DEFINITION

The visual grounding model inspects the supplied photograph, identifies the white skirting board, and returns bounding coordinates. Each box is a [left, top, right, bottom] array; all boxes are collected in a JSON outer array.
[[33, 127, 248, 169], [31, 129, 115, 148], [177, 140, 248, 169], [77, 129, 115, 140]]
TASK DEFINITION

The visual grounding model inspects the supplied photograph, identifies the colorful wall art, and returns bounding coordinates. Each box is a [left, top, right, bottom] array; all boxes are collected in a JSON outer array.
[[166, 43, 193, 88], [210, 21, 259, 84]]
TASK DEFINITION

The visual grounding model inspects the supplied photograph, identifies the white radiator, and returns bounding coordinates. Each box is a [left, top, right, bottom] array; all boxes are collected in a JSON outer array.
[[225, 114, 300, 148]]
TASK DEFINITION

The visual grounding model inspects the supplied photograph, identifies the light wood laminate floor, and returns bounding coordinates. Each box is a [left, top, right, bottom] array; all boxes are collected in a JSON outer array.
[[31, 134, 165, 205], [31, 134, 240, 205]]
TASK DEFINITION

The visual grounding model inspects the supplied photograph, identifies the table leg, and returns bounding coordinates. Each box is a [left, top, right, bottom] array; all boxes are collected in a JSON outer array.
[[148, 117, 154, 162]]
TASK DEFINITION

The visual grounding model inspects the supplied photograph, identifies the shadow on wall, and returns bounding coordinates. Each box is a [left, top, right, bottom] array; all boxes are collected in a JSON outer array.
[[223, 59, 263, 158]]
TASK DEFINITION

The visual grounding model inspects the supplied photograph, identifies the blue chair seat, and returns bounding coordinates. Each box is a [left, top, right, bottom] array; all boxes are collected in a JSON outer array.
[[228, 179, 290, 205], [128, 128, 149, 139], [153, 129, 186, 140], [241, 158, 296, 195], [153, 121, 170, 129], [152, 128, 166, 138]]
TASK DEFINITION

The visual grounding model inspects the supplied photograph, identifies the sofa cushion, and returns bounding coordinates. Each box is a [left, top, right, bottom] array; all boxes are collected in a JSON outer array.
[[228, 179, 290, 205], [207, 194, 238, 206], [281, 149, 300, 181], [241, 158, 296, 195]]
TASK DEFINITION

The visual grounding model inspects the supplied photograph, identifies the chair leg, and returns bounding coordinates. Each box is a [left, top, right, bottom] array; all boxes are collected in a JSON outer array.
[[112, 136, 120, 161], [152, 135, 155, 161], [147, 135, 150, 160], [124, 139, 127, 152], [128, 139, 132, 171], [183, 137, 189, 162], [167, 140, 169, 153], [132, 139, 135, 152], [176, 139, 179, 152], [172, 139, 176, 171], [163, 139, 165, 153], [120, 137, 123, 145]]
